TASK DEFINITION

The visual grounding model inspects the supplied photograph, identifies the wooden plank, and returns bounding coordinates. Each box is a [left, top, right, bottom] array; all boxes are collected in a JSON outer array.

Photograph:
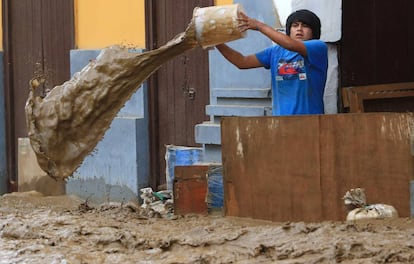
[[3, 0, 74, 188], [221, 116, 323, 222], [42, 0, 74, 89], [320, 113, 414, 220], [343, 82, 414, 113], [174, 165, 209, 215], [221, 113, 414, 222]]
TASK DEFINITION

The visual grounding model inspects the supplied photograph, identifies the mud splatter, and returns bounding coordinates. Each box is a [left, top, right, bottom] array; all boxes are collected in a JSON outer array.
[[25, 24, 198, 180], [25, 4, 245, 180]]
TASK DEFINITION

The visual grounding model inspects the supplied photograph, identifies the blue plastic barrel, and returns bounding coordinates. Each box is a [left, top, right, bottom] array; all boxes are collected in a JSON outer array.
[[165, 145, 203, 190], [207, 165, 223, 209]]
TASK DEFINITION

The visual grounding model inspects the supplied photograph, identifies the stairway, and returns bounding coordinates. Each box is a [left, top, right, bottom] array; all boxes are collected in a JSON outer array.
[[195, 87, 272, 163]]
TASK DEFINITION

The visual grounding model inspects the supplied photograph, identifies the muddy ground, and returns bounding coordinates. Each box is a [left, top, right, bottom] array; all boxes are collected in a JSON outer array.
[[0, 191, 413, 264]]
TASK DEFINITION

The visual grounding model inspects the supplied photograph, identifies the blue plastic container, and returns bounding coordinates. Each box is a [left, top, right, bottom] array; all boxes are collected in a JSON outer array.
[[165, 145, 203, 190], [207, 165, 224, 209]]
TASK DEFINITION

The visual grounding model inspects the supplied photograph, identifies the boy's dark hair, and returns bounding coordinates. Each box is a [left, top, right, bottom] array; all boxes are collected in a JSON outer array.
[[286, 9, 321, 39]]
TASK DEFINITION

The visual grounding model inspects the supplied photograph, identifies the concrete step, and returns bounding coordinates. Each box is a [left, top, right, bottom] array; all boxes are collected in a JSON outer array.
[[202, 144, 222, 163], [195, 122, 221, 145], [212, 88, 271, 99], [210, 88, 272, 107], [196, 88, 272, 153], [206, 105, 269, 117], [216, 97, 271, 106]]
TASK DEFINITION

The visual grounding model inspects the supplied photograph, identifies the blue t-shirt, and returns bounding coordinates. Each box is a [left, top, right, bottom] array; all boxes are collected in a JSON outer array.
[[255, 40, 328, 115]]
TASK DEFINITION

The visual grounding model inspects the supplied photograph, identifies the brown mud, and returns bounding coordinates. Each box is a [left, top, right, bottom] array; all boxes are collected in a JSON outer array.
[[25, 24, 198, 180], [1, 192, 413, 264], [18, 5, 414, 263], [24, 4, 245, 181]]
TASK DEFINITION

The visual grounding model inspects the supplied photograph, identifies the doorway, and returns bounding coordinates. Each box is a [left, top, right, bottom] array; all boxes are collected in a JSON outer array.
[[3, 0, 74, 190], [145, 0, 213, 188]]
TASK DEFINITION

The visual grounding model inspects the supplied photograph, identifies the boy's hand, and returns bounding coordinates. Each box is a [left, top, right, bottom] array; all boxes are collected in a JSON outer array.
[[237, 12, 260, 32]]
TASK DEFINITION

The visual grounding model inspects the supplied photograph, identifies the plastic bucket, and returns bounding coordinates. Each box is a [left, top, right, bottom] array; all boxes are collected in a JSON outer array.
[[193, 4, 246, 49]]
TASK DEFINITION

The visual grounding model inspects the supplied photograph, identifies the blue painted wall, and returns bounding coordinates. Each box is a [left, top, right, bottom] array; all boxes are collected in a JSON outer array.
[[209, 0, 276, 98], [197, 0, 276, 162], [411, 181, 414, 216], [0, 52, 7, 194], [66, 49, 149, 203]]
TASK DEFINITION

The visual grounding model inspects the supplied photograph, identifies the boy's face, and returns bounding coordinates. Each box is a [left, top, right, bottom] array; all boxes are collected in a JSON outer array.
[[289, 21, 313, 41]]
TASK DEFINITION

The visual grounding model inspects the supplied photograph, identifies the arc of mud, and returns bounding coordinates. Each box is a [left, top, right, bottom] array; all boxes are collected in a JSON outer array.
[[25, 4, 243, 179]]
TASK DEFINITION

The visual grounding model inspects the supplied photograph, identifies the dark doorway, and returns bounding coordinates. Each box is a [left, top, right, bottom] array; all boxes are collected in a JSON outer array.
[[341, 0, 414, 87], [145, 0, 212, 189], [3, 0, 74, 191]]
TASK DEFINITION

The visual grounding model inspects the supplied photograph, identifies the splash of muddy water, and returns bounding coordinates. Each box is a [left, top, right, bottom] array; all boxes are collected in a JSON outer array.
[[25, 4, 244, 180], [25, 24, 199, 179]]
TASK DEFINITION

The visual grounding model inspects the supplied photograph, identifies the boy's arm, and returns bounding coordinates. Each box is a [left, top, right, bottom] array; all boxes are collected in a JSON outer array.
[[238, 12, 307, 57], [215, 44, 263, 69]]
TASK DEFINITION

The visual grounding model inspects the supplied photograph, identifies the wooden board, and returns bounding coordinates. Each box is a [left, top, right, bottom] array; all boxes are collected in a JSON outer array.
[[173, 165, 209, 215], [221, 113, 414, 222], [342, 82, 414, 113]]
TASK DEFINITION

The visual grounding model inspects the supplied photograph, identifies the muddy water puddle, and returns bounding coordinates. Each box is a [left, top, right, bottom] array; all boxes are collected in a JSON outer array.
[[1, 192, 414, 263]]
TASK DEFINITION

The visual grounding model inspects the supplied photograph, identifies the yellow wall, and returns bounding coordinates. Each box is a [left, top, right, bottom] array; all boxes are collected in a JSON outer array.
[[0, 0, 233, 50], [75, 0, 233, 49], [75, 0, 145, 49], [216, 0, 233, 5]]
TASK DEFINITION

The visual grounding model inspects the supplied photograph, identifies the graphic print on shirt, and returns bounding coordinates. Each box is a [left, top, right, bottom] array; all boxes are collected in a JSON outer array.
[[275, 59, 307, 81]]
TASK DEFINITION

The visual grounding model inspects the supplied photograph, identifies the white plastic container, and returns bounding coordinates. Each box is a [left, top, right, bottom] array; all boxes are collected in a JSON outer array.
[[193, 4, 246, 49]]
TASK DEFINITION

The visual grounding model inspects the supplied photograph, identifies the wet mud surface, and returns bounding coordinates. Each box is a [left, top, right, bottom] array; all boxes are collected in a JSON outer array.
[[1, 192, 413, 264]]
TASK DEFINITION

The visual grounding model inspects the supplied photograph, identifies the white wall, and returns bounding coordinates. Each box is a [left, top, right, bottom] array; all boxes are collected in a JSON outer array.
[[273, 0, 342, 42]]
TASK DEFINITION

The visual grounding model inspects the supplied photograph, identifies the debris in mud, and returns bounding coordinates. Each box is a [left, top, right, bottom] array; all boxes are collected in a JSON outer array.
[[72, 188, 175, 220], [343, 188, 399, 221], [140, 187, 174, 219], [77, 198, 94, 213]]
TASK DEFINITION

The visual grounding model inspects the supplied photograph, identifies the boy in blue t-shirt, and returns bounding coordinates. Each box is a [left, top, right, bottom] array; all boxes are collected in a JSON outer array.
[[216, 9, 328, 115]]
